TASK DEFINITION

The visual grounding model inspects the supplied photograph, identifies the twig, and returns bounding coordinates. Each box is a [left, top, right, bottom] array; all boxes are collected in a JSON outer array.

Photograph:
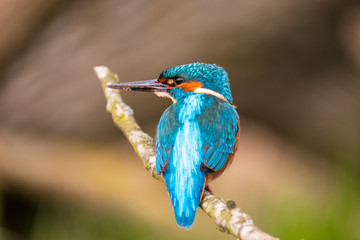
[[94, 66, 279, 240]]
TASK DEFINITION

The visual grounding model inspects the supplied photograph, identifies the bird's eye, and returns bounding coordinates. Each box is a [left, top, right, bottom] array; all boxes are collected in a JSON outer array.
[[175, 76, 184, 84]]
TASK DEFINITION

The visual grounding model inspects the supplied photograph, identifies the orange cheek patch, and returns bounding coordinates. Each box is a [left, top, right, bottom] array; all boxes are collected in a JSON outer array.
[[179, 81, 203, 92], [158, 78, 175, 88], [158, 78, 167, 83]]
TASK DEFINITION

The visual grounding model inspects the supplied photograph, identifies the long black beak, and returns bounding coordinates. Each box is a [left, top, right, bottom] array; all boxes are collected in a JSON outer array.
[[107, 79, 169, 92]]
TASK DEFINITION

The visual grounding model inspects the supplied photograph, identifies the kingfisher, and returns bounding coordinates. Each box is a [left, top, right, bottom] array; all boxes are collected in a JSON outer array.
[[107, 63, 239, 229]]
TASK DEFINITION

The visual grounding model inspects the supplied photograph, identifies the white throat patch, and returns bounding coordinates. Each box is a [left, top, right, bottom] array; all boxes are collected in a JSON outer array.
[[154, 92, 177, 103], [154, 87, 228, 103], [193, 88, 227, 101]]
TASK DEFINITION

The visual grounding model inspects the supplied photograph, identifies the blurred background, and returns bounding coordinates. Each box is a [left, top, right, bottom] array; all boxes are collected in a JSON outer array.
[[0, 0, 359, 239]]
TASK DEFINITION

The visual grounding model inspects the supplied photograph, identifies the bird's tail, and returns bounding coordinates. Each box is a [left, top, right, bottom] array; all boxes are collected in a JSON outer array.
[[164, 171, 205, 229]]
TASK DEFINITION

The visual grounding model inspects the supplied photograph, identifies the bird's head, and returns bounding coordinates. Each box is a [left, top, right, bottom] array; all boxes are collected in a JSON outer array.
[[107, 62, 233, 103]]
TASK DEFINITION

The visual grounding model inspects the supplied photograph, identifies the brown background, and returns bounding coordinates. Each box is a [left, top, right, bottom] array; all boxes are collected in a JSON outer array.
[[0, 0, 359, 239]]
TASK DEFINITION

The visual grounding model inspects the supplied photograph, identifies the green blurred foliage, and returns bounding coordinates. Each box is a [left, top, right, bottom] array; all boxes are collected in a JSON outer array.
[[31, 205, 160, 240], [268, 149, 360, 240], [9, 149, 354, 240]]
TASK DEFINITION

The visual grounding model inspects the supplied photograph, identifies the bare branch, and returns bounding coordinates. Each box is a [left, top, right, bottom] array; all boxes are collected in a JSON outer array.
[[94, 66, 279, 240]]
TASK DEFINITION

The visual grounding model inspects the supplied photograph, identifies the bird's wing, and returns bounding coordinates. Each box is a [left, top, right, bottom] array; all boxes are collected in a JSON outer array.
[[156, 105, 180, 174], [199, 100, 239, 171]]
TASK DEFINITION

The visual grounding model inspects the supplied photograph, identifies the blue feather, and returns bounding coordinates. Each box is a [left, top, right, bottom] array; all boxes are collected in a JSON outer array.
[[156, 94, 238, 228], [214, 152, 229, 170], [199, 96, 239, 171], [208, 150, 221, 168], [154, 63, 239, 229], [204, 145, 216, 160], [159, 95, 206, 228]]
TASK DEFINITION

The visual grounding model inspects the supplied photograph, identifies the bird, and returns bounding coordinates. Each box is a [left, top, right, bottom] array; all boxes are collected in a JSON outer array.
[[107, 62, 239, 229]]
